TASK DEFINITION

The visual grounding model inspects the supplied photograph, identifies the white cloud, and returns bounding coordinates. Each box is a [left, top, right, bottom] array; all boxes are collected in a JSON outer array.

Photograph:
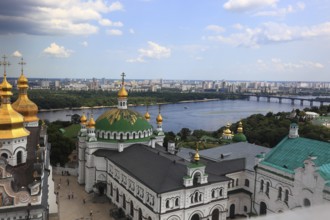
[[12, 50, 22, 57], [109, 1, 124, 12], [205, 25, 225, 33], [43, 43, 73, 58], [0, 0, 124, 35], [257, 58, 324, 71], [81, 41, 88, 47], [205, 22, 330, 48], [253, 2, 305, 17], [223, 0, 278, 12], [127, 41, 171, 63], [99, 18, 123, 27], [106, 29, 123, 36], [129, 28, 135, 34]]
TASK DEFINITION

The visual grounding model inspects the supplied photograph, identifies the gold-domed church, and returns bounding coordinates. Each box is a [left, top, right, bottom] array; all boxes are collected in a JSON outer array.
[[0, 57, 57, 219]]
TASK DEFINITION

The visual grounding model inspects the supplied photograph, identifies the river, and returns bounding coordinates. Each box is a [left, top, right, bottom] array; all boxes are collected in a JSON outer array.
[[38, 99, 307, 133]]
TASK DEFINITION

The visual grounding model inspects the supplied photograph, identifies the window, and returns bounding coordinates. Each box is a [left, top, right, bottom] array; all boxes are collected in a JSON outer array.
[[244, 179, 250, 187], [236, 179, 239, 186], [212, 190, 215, 198], [260, 180, 264, 192], [278, 187, 282, 200], [304, 198, 311, 207], [116, 188, 119, 202], [175, 198, 179, 206], [130, 201, 134, 217], [265, 182, 270, 196], [219, 188, 223, 196], [284, 189, 289, 204], [123, 194, 126, 209], [244, 206, 247, 212], [166, 200, 169, 208], [228, 182, 231, 189]]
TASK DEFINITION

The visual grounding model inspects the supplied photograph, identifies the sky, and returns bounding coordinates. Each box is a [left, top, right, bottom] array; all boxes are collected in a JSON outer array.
[[0, 0, 330, 81]]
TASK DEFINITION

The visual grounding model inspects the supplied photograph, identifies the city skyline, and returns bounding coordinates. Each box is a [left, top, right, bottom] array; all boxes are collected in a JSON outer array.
[[0, 0, 330, 81]]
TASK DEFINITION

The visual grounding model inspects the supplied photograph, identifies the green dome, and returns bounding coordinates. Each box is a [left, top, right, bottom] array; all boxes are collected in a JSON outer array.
[[233, 133, 247, 142], [96, 108, 153, 133]]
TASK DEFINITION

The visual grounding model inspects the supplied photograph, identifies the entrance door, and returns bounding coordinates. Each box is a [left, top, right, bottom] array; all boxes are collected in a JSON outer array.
[[229, 204, 235, 218], [260, 202, 267, 215], [212, 209, 219, 220]]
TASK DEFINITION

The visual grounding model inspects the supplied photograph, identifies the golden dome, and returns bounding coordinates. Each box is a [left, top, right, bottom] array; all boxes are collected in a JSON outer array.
[[87, 116, 96, 128], [223, 123, 232, 135], [156, 113, 163, 123], [194, 149, 200, 162], [12, 73, 39, 123], [237, 121, 243, 133], [80, 113, 87, 125], [144, 111, 150, 120], [118, 86, 128, 98], [0, 74, 30, 139], [17, 73, 28, 89]]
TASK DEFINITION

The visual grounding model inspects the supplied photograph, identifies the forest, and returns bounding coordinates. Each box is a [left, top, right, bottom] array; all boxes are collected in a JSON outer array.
[[12, 89, 244, 109]]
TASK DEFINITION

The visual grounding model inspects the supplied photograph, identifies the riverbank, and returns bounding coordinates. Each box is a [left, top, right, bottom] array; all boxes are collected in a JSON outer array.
[[38, 98, 224, 112]]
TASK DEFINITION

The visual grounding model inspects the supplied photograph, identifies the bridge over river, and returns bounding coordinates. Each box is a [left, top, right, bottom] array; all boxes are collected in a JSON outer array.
[[244, 94, 330, 106]]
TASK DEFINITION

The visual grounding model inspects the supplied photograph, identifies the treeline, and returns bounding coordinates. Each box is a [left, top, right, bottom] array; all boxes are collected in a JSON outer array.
[[12, 89, 244, 110], [165, 108, 330, 148]]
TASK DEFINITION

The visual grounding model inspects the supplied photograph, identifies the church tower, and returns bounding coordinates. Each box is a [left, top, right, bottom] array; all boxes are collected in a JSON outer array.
[[0, 55, 30, 166], [12, 58, 39, 127]]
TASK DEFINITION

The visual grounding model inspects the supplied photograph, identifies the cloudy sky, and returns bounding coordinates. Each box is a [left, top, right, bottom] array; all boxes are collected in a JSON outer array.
[[0, 0, 330, 81]]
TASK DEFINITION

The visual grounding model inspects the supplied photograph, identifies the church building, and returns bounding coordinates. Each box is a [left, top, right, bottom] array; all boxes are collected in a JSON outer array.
[[0, 57, 57, 219]]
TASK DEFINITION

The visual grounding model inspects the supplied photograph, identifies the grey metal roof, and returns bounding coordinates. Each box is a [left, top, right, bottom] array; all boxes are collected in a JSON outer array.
[[93, 144, 235, 194], [177, 142, 270, 171]]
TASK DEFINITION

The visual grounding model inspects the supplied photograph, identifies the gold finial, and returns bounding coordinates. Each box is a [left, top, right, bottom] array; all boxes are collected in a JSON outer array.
[[144, 104, 150, 120], [0, 55, 10, 75], [156, 105, 163, 123], [18, 57, 26, 75], [121, 72, 126, 85], [194, 142, 200, 162]]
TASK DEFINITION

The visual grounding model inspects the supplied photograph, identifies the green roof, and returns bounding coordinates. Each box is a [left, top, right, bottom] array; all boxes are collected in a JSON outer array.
[[96, 108, 152, 133], [319, 163, 330, 182], [261, 136, 330, 174], [232, 133, 247, 142]]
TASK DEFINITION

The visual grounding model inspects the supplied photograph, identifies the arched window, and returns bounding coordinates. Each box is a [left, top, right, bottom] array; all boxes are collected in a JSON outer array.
[[166, 200, 170, 208], [120, 133, 123, 140], [123, 194, 126, 209], [260, 180, 264, 192], [127, 133, 130, 140], [108, 133, 111, 139], [260, 202, 267, 215], [175, 198, 179, 206], [1, 153, 8, 159], [148, 217, 152, 220], [304, 198, 311, 207], [191, 213, 200, 220], [114, 133, 117, 140], [194, 192, 198, 202], [116, 188, 119, 202], [266, 182, 270, 196], [219, 188, 223, 196], [139, 208, 143, 220], [212, 209, 219, 220], [236, 179, 239, 186], [17, 151, 22, 164], [212, 190, 215, 198], [110, 183, 113, 196], [130, 201, 134, 216], [133, 133, 136, 139], [245, 179, 250, 187], [284, 189, 289, 204], [278, 187, 282, 200]]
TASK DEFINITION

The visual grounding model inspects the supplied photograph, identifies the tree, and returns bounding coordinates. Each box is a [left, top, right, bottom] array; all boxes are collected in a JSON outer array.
[[178, 128, 191, 141]]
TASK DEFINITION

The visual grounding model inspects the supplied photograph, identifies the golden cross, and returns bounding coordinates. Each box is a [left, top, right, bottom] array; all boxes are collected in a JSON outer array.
[[18, 57, 26, 74], [158, 104, 161, 114], [121, 72, 126, 85], [0, 55, 10, 75]]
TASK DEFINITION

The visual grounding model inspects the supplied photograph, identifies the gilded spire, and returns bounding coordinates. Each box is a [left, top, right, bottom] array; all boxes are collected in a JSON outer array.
[[80, 112, 87, 125], [118, 72, 128, 98], [12, 57, 39, 124], [237, 121, 243, 133], [144, 104, 150, 121], [87, 113, 96, 128], [156, 105, 163, 124], [194, 143, 200, 162]]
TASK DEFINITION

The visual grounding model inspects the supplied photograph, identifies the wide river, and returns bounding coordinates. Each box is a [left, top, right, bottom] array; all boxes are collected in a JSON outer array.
[[38, 98, 308, 133]]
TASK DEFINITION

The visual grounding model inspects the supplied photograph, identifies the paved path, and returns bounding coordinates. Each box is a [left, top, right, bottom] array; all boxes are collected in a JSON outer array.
[[52, 173, 115, 220]]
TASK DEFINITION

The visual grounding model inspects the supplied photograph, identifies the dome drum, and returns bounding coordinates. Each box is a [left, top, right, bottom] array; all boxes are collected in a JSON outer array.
[[96, 129, 153, 141]]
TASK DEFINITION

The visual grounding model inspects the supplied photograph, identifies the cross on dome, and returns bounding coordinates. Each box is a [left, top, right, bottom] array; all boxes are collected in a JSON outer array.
[[121, 72, 126, 85], [0, 55, 10, 76], [18, 57, 26, 74]]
